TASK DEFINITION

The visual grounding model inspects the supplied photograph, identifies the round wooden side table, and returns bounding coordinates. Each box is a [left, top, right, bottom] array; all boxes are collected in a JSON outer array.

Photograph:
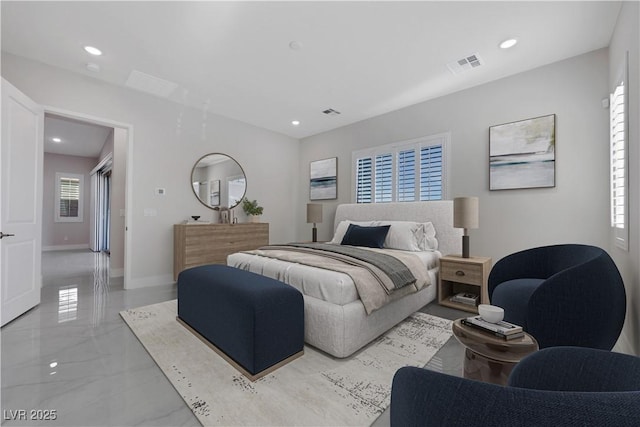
[[452, 318, 539, 385]]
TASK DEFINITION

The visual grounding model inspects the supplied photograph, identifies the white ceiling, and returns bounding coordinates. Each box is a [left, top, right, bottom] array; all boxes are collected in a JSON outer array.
[[2, 1, 622, 142], [44, 114, 112, 158]]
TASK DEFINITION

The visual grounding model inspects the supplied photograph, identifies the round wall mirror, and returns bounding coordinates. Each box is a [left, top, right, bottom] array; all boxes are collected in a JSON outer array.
[[191, 153, 247, 210]]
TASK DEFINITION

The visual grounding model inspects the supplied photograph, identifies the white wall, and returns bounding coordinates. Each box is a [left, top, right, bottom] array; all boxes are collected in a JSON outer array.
[[299, 48, 636, 347], [2, 53, 300, 288], [300, 49, 611, 263], [110, 128, 127, 276], [608, 1, 640, 356], [92, 127, 126, 276], [98, 129, 114, 163], [42, 153, 97, 250]]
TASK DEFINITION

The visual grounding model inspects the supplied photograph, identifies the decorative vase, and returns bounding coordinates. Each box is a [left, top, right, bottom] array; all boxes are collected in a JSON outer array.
[[249, 215, 260, 223]]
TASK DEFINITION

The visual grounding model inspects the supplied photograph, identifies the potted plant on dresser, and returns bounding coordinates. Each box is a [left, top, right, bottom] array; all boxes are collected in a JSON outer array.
[[241, 197, 264, 223]]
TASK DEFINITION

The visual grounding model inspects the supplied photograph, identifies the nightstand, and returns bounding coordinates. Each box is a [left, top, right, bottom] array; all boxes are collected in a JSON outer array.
[[438, 255, 492, 313]]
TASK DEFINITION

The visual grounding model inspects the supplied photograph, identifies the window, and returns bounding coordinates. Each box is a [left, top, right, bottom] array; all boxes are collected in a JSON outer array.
[[355, 158, 372, 203], [227, 175, 246, 208], [55, 172, 84, 222], [420, 145, 443, 200], [397, 149, 416, 201], [375, 154, 392, 202], [352, 132, 449, 203], [610, 53, 628, 250]]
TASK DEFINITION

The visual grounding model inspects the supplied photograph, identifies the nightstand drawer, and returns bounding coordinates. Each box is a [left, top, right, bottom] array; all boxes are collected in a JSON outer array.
[[438, 255, 492, 313], [440, 261, 483, 285]]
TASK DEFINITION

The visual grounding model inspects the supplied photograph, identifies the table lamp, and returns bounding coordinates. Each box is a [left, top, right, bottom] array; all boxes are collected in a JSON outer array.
[[454, 197, 479, 258], [306, 203, 323, 242]]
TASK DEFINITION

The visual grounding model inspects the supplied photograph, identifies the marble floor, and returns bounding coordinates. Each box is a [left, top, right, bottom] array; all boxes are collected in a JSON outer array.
[[1, 250, 466, 427]]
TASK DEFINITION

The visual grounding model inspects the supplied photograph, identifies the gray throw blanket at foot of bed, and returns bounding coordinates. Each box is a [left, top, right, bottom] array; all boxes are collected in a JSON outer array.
[[286, 243, 416, 289], [244, 243, 429, 314]]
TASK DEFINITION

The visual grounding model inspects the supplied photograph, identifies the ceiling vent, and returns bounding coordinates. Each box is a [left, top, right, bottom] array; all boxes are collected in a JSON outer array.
[[125, 70, 179, 98], [322, 108, 341, 116], [446, 53, 484, 75]]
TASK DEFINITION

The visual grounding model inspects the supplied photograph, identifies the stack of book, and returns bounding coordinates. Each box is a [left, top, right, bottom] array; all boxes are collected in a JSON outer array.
[[461, 315, 525, 340], [449, 292, 479, 307]]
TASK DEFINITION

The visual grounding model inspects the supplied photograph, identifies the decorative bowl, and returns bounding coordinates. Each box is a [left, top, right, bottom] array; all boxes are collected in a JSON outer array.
[[478, 304, 504, 323], [191, 216, 201, 221]]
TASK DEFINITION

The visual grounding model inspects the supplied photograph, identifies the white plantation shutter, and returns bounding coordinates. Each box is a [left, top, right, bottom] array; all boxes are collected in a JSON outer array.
[[59, 177, 80, 217], [420, 145, 443, 201], [352, 132, 449, 203], [55, 173, 84, 222], [610, 54, 628, 250], [397, 149, 416, 201], [375, 154, 393, 202], [356, 157, 372, 203]]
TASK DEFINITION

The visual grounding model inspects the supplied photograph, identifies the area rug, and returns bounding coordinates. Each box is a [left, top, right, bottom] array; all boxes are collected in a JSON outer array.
[[120, 300, 452, 426]]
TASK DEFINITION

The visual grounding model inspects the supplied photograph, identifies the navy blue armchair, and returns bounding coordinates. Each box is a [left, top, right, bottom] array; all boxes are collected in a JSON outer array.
[[487, 244, 626, 349], [390, 347, 640, 427]]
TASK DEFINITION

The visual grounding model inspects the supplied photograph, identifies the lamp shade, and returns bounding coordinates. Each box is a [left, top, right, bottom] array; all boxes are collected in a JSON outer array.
[[306, 203, 323, 224], [453, 197, 479, 229]]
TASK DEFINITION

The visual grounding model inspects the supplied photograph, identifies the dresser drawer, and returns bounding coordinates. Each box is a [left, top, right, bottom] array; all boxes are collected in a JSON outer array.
[[440, 261, 483, 285], [174, 223, 269, 281]]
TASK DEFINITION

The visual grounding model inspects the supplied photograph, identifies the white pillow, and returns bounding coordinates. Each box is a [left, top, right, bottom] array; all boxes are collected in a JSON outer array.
[[420, 222, 438, 251], [330, 220, 375, 244], [375, 221, 424, 251], [330, 219, 439, 251]]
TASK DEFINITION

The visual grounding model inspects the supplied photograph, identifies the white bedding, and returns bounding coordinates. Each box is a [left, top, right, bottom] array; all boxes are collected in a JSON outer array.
[[228, 201, 461, 357], [227, 247, 441, 307]]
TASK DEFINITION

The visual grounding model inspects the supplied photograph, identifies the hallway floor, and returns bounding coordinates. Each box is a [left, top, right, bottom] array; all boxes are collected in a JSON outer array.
[[1, 250, 198, 426], [1, 250, 464, 426]]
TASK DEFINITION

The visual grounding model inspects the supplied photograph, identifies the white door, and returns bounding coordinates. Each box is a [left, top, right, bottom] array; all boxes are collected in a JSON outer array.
[[1, 78, 44, 326]]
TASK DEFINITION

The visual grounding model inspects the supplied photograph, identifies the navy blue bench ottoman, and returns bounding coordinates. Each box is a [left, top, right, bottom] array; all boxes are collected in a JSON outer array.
[[177, 264, 304, 381]]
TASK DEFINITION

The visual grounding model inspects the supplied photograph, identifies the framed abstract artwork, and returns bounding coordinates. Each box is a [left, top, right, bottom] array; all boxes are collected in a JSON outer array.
[[310, 157, 337, 200], [489, 114, 556, 190]]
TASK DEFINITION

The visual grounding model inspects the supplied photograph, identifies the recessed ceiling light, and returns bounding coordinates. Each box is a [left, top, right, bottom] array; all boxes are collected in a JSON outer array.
[[499, 39, 518, 49], [52, 137, 62, 143], [86, 62, 100, 73], [289, 41, 303, 51], [291, 120, 301, 126], [84, 45, 102, 56]]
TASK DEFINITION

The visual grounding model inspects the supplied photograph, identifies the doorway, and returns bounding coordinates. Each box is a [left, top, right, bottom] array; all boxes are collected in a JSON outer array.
[[1, 79, 133, 326], [43, 110, 129, 280]]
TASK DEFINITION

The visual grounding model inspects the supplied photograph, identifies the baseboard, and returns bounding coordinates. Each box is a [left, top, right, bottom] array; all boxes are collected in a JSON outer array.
[[42, 244, 90, 251], [110, 268, 124, 278], [125, 273, 175, 290]]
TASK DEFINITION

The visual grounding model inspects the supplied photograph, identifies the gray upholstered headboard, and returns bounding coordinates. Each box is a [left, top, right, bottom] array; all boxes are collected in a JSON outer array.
[[334, 201, 462, 257]]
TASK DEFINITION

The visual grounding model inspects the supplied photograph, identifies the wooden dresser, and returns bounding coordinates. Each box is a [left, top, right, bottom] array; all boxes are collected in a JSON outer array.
[[174, 222, 269, 280]]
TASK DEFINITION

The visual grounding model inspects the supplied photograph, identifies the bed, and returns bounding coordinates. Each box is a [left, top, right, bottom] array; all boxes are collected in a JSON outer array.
[[227, 201, 462, 358]]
